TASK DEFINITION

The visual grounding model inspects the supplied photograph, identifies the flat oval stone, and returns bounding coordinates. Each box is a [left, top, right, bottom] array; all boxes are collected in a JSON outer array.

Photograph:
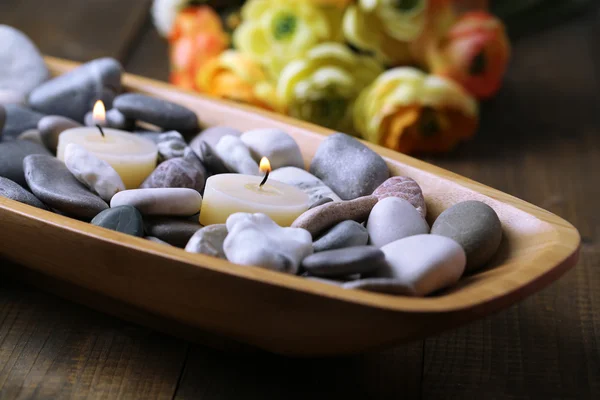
[[140, 157, 206, 193], [373, 176, 427, 218], [24, 154, 108, 219], [270, 167, 342, 205], [0, 25, 49, 95], [431, 200, 503, 272], [198, 141, 230, 175], [29, 58, 122, 122], [215, 135, 258, 175], [110, 188, 202, 216], [347, 234, 466, 296], [0, 140, 51, 187], [114, 93, 199, 135], [0, 176, 47, 209], [310, 133, 389, 200], [2, 104, 46, 140], [313, 220, 369, 252], [0, 89, 27, 106], [38, 115, 81, 152], [144, 217, 202, 248], [302, 246, 385, 278], [17, 129, 44, 145], [292, 195, 378, 237], [64, 143, 125, 202], [367, 197, 429, 247], [185, 224, 228, 259], [240, 129, 304, 170], [190, 126, 241, 152], [91, 205, 144, 237], [84, 108, 134, 130]]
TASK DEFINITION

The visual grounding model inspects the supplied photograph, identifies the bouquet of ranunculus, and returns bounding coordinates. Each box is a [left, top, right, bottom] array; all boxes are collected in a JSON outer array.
[[152, 0, 510, 154]]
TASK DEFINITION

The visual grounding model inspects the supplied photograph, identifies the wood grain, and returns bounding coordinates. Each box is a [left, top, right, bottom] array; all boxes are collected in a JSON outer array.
[[0, 0, 150, 62], [421, 13, 600, 400]]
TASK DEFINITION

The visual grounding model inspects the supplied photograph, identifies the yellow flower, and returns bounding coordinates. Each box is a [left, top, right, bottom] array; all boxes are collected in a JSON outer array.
[[363, 0, 429, 41], [343, 3, 413, 66], [354, 67, 478, 154], [278, 42, 383, 132], [233, 0, 342, 76], [196, 50, 282, 112], [307, 0, 354, 7]]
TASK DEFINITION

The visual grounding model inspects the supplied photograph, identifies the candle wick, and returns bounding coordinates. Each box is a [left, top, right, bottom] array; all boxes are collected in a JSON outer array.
[[96, 124, 105, 138], [259, 171, 269, 187]]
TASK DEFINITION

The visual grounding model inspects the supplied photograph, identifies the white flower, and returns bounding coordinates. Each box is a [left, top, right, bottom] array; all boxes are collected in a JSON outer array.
[[152, 0, 192, 37]]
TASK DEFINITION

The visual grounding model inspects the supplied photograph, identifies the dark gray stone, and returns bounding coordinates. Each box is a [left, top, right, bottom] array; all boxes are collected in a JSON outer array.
[[0, 25, 49, 94], [38, 115, 81, 152], [2, 104, 46, 139], [0, 105, 5, 134], [185, 224, 228, 259], [302, 246, 386, 278], [309, 197, 333, 210], [84, 108, 134, 130], [431, 200, 503, 272], [313, 220, 369, 252], [17, 129, 44, 145], [144, 217, 202, 248], [91, 205, 144, 237], [114, 93, 199, 135], [24, 154, 108, 219], [0, 176, 47, 209], [0, 140, 50, 186], [190, 126, 241, 153], [28, 58, 122, 122], [140, 157, 206, 193], [310, 133, 389, 200], [198, 141, 230, 175]]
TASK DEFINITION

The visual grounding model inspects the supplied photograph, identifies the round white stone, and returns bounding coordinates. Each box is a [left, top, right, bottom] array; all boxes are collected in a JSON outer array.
[[367, 197, 429, 247], [111, 188, 202, 216], [240, 129, 304, 170]]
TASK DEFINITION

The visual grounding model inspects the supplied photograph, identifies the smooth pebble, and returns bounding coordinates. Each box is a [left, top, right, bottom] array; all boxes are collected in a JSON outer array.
[[38, 115, 81, 152], [84, 108, 134, 130], [0, 89, 27, 106], [146, 236, 172, 246], [24, 154, 108, 219], [197, 141, 230, 175], [2, 104, 45, 140], [0, 176, 47, 209], [310, 133, 389, 200], [313, 220, 369, 252], [111, 188, 202, 216], [0, 140, 51, 187], [270, 167, 341, 205], [240, 129, 304, 170], [302, 246, 385, 278], [190, 126, 241, 152], [156, 131, 187, 161], [431, 200, 503, 272], [185, 224, 228, 259], [141, 157, 206, 193], [91, 205, 144, 237], [215, 135, 258, 175], [17, 129, 44, 145], [224, 213, 313, 274], [292, 195, 378, 237], [367, 197, 429, 247], [64, 143, 125, 202], [373, 176, 427, 218], [144, 217, 202, 248]]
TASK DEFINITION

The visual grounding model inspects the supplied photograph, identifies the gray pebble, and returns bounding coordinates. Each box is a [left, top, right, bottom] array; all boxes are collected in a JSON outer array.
[[38, 115, 81, 152], [431, 200, 503, 272], [198, 141, 230, 175], [156, 131, 187, 161], [190, 126, 241, 153], [0, 140, 51, 187], [310, 133, 389, 200], [215, 135, 258, 175], [0, 105, 4, 133], [144, 217, 202, 248], [140, 157, 206, 193], [17, 129, 44, 145], [0, 176, 47, 209], [29, 58, 122, 122], [85, 108, 134, 130], [91, 205, 144, 237], [270, 167, 341, 205], [309, 197, 333, 210], [313, 220, 368, 252], [185, 224, 228, 258], [367, 197, 429, 247], [2, 104, 46, 140], [240, 128, 304, 170], [0, 89, 27, 106], [0, 25, 49, 95], [114, 93, 199, 135], [24, 154, 108, 219], [302, 246, 386, 278]]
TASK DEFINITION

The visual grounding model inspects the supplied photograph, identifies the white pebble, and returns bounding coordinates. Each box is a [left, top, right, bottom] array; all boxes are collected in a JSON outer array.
[[111, 188, 202, 216], [270, 167, 341, 204], [240, 129, 304, 170], [215, 135, 259, 175], [367, 197, 429, 247]]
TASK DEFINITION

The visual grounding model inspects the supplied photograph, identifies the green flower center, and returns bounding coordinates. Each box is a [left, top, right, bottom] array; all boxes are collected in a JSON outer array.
[[392, 0, 421, 12], [273, 13, 297, 41], [419, 107, 440, 137], [469, 51, 487, 76]]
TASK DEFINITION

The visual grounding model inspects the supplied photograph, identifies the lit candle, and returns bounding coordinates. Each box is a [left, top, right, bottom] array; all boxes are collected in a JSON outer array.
[[200, 157, 309, 227], [56, 101, 158, 189]]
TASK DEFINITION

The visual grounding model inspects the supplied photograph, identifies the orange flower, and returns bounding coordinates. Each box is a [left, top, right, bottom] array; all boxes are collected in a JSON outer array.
[[196, 50, 282, 112], [426, 11, 510, 99], [168, 6, 229, 91]]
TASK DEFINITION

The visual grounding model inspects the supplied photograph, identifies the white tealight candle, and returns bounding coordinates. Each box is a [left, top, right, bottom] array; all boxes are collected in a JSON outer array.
[[200, 159, 309, 227], [56, 101, 157, 189]]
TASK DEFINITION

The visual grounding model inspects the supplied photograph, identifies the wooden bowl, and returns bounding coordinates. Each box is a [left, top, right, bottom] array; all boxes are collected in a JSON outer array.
[[0, 57, 580, 356]]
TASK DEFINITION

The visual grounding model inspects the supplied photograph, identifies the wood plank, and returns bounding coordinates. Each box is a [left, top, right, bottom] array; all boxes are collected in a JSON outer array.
[[0, 0, 150, 62], [125, 20, 170, 82], [421, 12, 600, 399], [0, 270, 188, 399]]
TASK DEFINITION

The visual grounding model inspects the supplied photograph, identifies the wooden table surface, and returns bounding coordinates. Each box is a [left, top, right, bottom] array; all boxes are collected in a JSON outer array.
[[1, 1, 598, 399]]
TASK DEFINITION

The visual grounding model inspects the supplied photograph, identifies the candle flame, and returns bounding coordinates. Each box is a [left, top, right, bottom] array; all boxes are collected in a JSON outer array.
[[93, 100, 106, 124], [259, 157, 271, 173]]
